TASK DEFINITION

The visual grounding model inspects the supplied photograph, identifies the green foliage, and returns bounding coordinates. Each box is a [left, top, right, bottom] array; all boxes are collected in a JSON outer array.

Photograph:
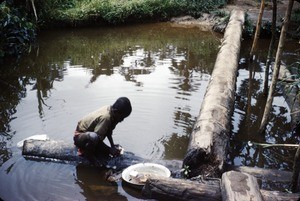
[[185, 0, 227, 18], [0, 1, 36, 58], [180, 165, 191, 178], [38, 0, 227, 26], [0, 0, 227, 58], [30, 0, 75, 25]]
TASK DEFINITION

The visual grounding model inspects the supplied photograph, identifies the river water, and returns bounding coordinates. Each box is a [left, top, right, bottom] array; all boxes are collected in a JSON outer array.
[[0, 23, 299, 200]]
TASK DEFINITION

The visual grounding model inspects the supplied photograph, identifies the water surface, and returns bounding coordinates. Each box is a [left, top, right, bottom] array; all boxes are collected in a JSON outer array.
[[0, 23, 221, 200]]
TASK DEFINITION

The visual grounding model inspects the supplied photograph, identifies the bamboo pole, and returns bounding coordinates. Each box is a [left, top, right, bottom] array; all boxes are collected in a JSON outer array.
[[249, 0, 265, 59], [263, 0, 277, 97], [258, 0, 295, 135]]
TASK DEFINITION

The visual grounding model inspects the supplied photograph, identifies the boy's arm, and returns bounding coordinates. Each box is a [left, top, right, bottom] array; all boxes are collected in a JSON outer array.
[[107, 133, 120, 156], [107, 133, 115, 147]]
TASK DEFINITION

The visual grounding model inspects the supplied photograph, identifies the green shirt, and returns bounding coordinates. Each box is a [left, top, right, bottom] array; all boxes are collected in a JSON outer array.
[[77, 105, 117, 140]]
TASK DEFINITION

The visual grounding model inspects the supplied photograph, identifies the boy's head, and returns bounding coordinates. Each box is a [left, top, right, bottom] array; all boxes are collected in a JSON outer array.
[[112, 97, 132, 122]]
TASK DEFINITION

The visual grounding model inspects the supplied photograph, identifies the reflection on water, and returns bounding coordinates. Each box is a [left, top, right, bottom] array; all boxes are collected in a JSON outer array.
[[228, 39, 300, 190], [0, 23, 221, 200], [1, 22, 298, 199]]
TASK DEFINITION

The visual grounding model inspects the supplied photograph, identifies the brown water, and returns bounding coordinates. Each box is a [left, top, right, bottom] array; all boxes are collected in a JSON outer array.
[[0, 23, 222, 200], [0, 22, 299, 200]]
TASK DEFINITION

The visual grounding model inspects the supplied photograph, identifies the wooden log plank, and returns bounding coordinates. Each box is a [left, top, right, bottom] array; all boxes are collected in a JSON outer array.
[[260, 189, 300, 201], [183, 9, 245, 178], [22, 139, 145, 170], [142, 176, 221, 201], [226, 165, 294, 182], [221, 171, 263, 201], [226, 165, 300, 183], [22, 139, 182, 173]]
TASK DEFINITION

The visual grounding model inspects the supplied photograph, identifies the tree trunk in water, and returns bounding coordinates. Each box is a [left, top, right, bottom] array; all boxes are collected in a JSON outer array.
[[182, 10, 245, 178], [263, 0, 277, 97], [142, 176, 221, 201], [249, 0, 265, 59], [258, 0, 295, 135], [290, 144, 300, 192]]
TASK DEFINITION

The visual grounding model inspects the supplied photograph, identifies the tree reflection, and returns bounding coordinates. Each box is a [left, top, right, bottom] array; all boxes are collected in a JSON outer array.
[[0, 54, 65, 165], [228, 53, 299, 171], [0, 25, 221, 168], [0, 63, 28, 165]]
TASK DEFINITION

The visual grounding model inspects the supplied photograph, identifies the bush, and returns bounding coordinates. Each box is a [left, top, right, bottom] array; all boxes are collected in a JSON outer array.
[[39, 0, 227, 26], [0, 1, 36, 58]]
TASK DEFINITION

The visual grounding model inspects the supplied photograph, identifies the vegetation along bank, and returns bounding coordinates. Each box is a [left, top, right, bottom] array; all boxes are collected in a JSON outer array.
[[0, 0, 227, 59]]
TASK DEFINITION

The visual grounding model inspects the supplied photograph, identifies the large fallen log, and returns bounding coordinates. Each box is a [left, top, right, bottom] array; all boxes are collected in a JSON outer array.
[[141, 170, 300, 201], [22, 139, 182, 173], [22, 139, 148, 171], [183, 9, 245, 178], [142, 176, 221, 201]]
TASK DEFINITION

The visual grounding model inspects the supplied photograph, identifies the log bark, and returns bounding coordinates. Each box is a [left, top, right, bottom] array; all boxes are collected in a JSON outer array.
[[183, 9, 245, 178], [142, 176, 221, 201], [221, 171, 263, 201]]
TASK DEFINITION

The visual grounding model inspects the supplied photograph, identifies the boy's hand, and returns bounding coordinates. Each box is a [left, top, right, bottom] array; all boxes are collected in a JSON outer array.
[[110, 146, 121, 157]]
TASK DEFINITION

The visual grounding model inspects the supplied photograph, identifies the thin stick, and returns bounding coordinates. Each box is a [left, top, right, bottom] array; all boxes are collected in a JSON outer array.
[[249, 141, 299, 148], [250, 0, 265, 58]]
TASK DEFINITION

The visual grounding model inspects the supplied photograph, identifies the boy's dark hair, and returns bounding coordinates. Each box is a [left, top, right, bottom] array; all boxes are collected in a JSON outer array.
[[112, 97, 132, 117]]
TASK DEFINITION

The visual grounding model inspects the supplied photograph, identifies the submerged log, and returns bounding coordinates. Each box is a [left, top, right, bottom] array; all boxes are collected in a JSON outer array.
[[260, 190, 300, 201], [221, 171, 263, 201], [226, 165, 300, 193], [183, 9, 245, 178], [142, 176, 221, 201], [22, 139, 145, 171], [22, 139, 182, 173], [226, 165, 298, 183]]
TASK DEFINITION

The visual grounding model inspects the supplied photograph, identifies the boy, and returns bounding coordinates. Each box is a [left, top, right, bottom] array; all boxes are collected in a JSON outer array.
[[73, 97, 132, 167]]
